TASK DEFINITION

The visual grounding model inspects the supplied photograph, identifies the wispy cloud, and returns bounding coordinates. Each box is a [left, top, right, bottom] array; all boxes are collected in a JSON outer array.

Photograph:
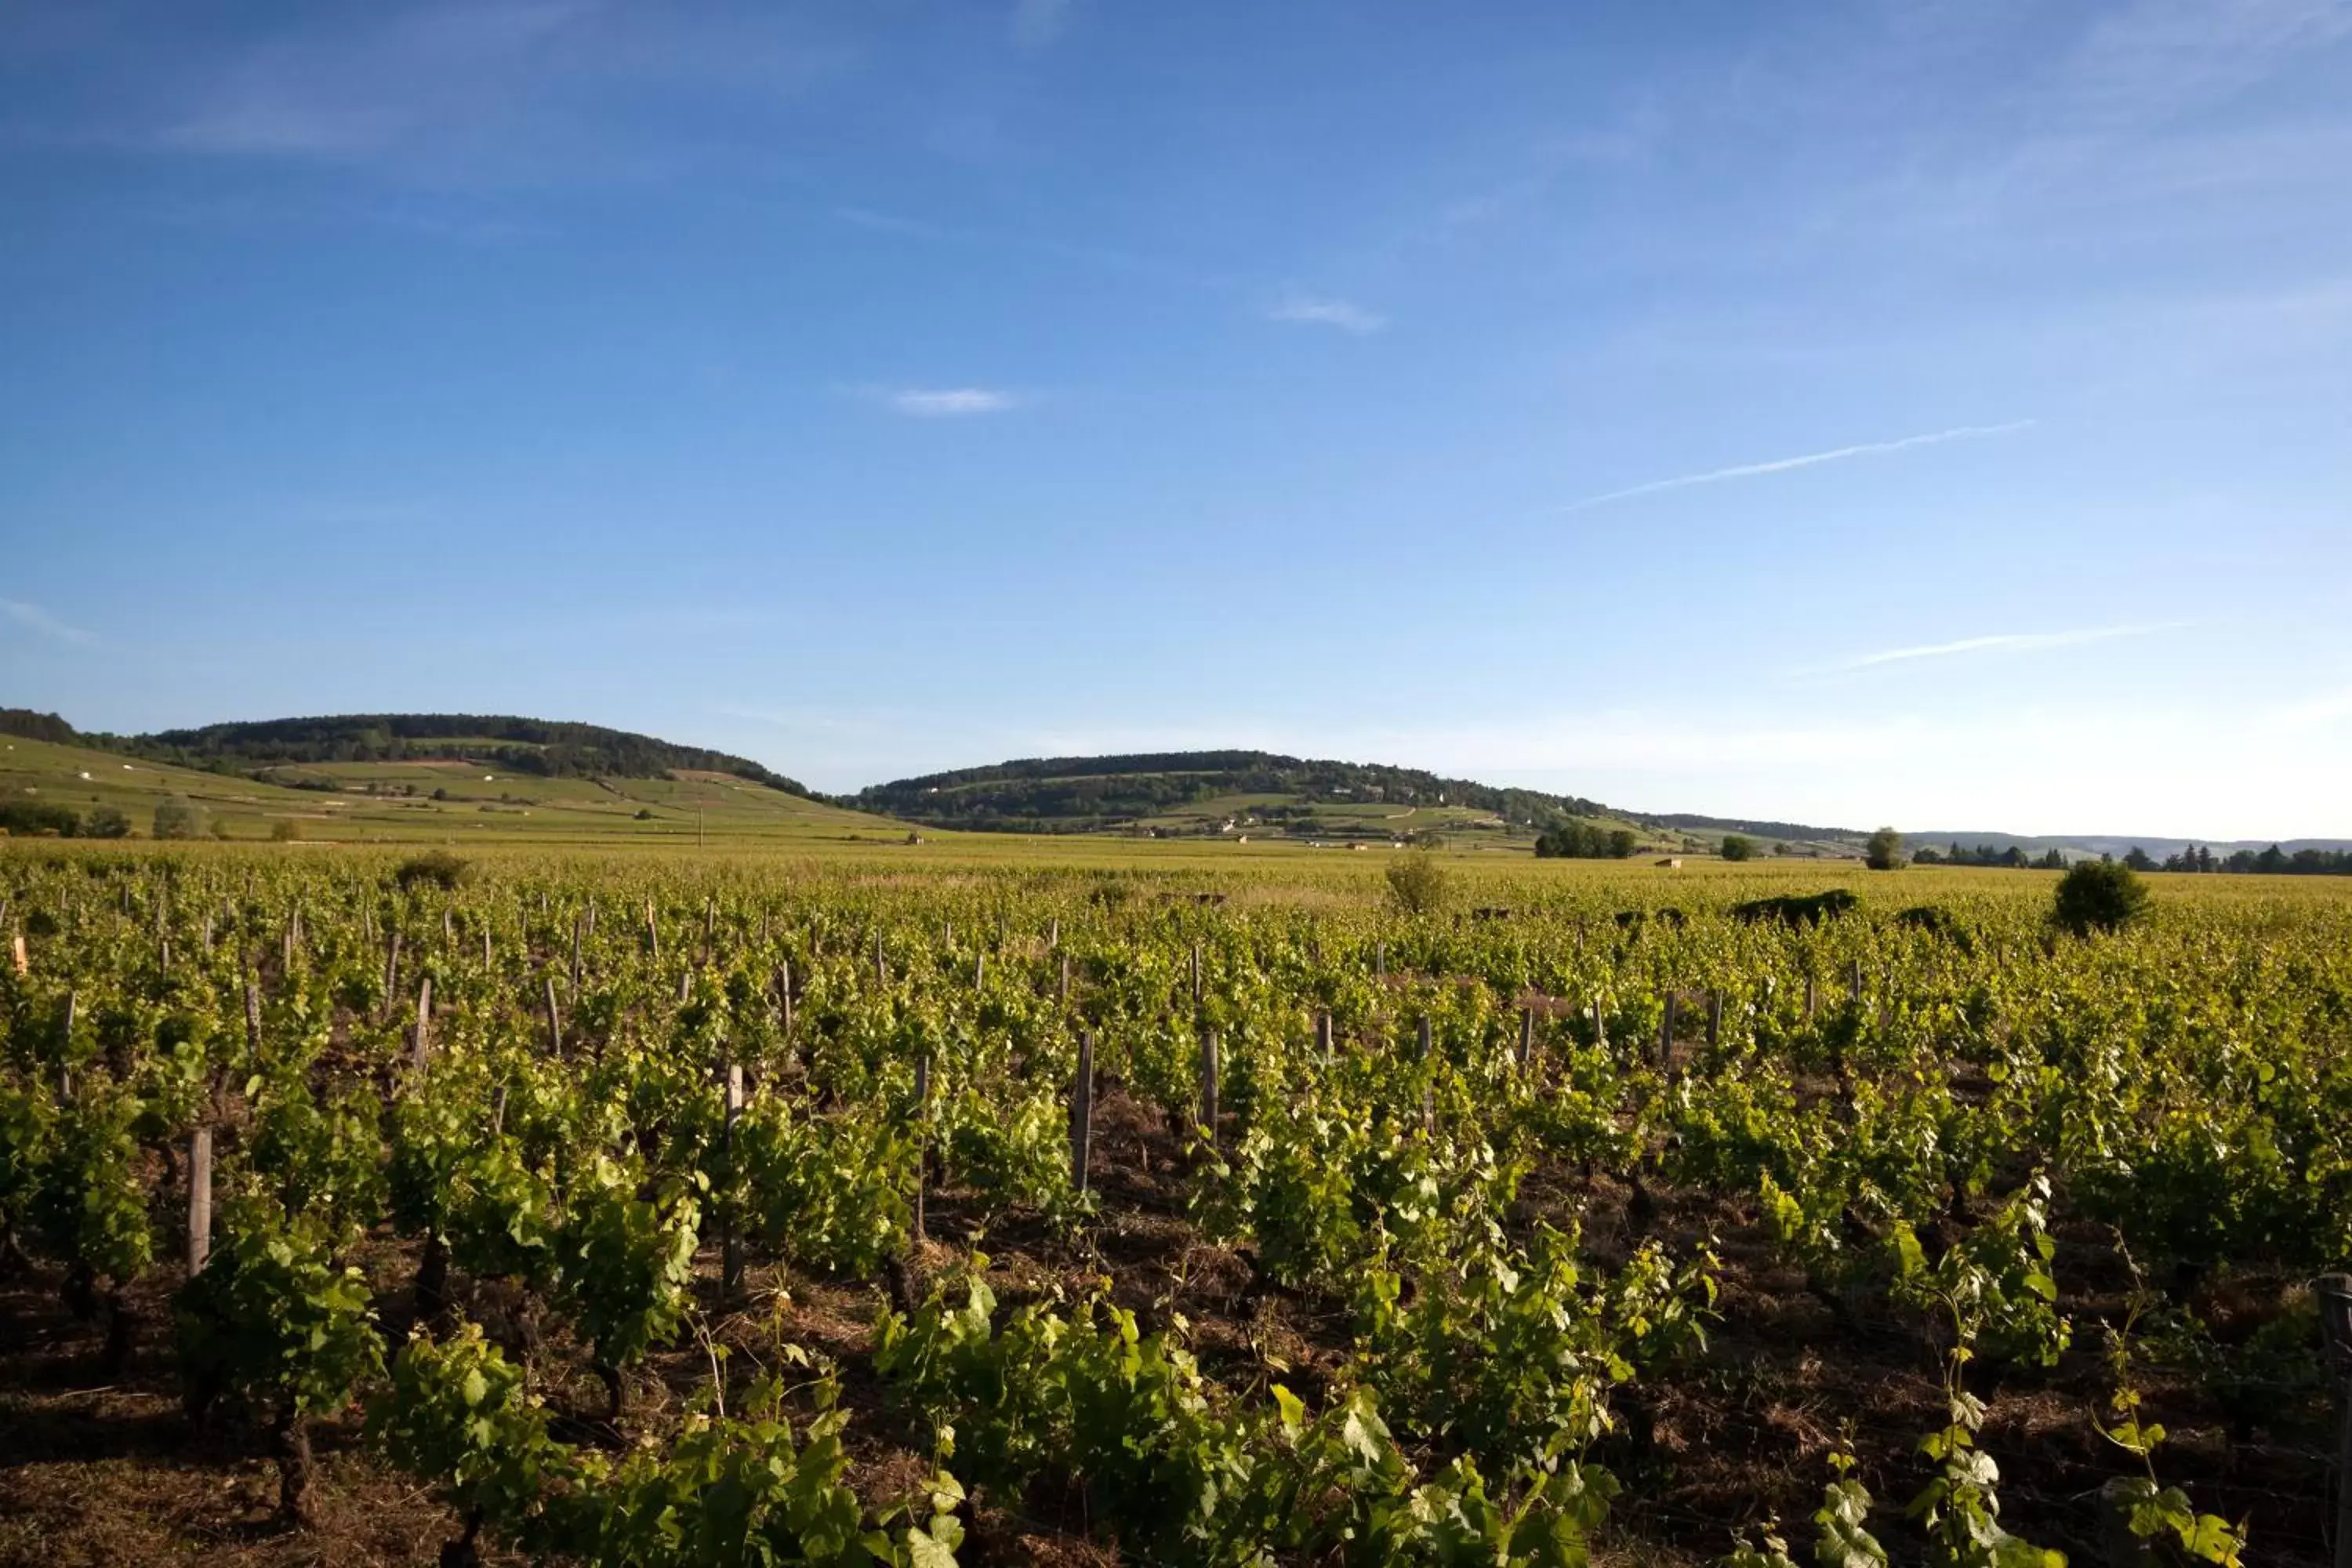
[[1559, 421, 2033, 514], [867, 387, 1020, 417], [1266, 293, 1388, 335], [1, 598, 96, 647], [1010, 0, 1075, 51], [1800, 622, 2181, 677]]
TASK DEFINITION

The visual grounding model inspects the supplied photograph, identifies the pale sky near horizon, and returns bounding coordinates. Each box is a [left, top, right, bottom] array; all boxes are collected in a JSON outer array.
[[3, 1, 2348, 837]]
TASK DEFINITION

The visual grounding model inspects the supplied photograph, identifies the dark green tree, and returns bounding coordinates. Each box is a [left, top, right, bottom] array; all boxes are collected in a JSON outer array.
[[2053, 859, 2150, 936], [1864, 826, 1904, 871], [1720, 835, 1755, 862]]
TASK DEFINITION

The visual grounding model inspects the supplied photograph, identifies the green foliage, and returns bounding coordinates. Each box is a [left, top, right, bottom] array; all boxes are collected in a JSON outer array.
[[2052, 860, 2148, 936], [557, 1156, 701, 1374], [376, 1324, 962, 1566], [1864, 828, 1904, 871], [31, 1081, 153, 1288], [395, 850, 472, 891], [1534, 823, 1638, 859], [1720, 835, 1755, 861], [1386, 853, 1454, 915], [175, 1192, 383, 1421], [151, 794, 204, 840]]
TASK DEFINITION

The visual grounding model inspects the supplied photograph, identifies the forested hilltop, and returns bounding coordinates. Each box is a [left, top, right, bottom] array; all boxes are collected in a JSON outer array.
[[847, 750, 1627, 834], [0, 709, 809, 795]]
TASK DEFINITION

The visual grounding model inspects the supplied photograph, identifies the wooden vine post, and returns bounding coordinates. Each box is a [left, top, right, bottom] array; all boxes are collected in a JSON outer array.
[[411, 975, 433, 1071], [1070, 1032, 1094, 1194], [1190, 942, 1203, 1006], [187, 1125, 213, 1276], [12, 931, 27, 977], [1708, 989, 1723, 1052], [913, 1051, 931, 1241], [1517, 1007, 1535, 1074], [1197, 1024, 1219, 1146], [1590, 998, 1607, 1051], [543, 975, 563, 1058], [1418, 1013, 1435, 1134], [1658, 992, 1677, 1072], [1058, 953, 1071, 1007], [1804, 974, 1818, 1022], [383, 931, 402, 1017], [720, 1063, 746, 1294], [570, 913, 585, 993], [2319, 1272, 2352, 1568], [1315, 1011, 1333, 1062]]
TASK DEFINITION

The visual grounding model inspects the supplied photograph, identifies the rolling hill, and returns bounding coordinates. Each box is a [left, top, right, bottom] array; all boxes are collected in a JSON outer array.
[[842, 750, 1867, 855], [0, 710, 897, 848]]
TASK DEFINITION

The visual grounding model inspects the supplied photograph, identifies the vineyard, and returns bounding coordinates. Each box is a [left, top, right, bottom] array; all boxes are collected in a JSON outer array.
[[1, 848, 2347, 1566]]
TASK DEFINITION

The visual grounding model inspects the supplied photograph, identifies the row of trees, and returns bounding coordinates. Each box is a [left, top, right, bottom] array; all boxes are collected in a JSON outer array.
[[1911, 842, 2069, 870], [0, 797, 263, 841], [0, 800, 132, 838], [2141, 844, 2352, 876], [1533, 822, 1639, 859]]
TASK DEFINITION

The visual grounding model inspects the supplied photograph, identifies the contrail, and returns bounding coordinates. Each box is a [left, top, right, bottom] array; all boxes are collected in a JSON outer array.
[[1559, 420, 2034, 514]]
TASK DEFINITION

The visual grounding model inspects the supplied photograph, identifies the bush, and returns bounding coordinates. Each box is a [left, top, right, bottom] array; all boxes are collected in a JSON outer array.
[[1864, 826, 1904, 870], [0, 801, 83, 837], [270, 818, 303, 842], [394, 851, 470, 891], [2053, 859, 2148, 936], [153, 796, 204, 840], [1385, 852, 1452, 915], [85, 806, 132, 839], [1720, 835, 1755, 862]]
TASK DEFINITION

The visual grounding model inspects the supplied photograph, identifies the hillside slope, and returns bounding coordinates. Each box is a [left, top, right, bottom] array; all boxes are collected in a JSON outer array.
[[0, 718, 902, 847], [101, 711, 810, 795]]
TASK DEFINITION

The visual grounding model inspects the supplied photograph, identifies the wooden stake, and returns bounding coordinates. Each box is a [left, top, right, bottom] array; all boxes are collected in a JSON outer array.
[[244, 978, 261, 1060], [1591, 998, 1607, 1051], [1708, 989, 1723, 1051], [913, 1052, 931, 1243], [384, 931, 401, 1011], [1660, 993, 1676, 1069], [1070, 1032, 1094, 1193], [411, 975, 433, 1070], [1316, 1011, 1333, 1061], [644, 900, 659, 959], [722, 1063, 746, 1294], [1198, 1024, 1219, 1144], [571, 913, 584, 994], [11, 931, 26, 978], [1419, 1014, 1436, 1133], [975, 952, 985, 993], [544, 975, 563, 1058], [1058, 953, 1071, 1006], [1190, 941, 1202, 1006], [1518, 1007, 1535, 1074], [1047, 916, 1059, 951], [1804, 974, 1817, 1022], [187, 1127, 212, 1276]]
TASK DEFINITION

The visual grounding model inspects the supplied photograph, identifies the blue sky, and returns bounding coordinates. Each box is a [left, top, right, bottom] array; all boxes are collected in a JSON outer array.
[[3, 0, 2348, 837]]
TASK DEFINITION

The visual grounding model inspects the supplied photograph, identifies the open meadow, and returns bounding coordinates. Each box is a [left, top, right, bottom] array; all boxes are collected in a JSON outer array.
[[1, 840, 2347, 1567]]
